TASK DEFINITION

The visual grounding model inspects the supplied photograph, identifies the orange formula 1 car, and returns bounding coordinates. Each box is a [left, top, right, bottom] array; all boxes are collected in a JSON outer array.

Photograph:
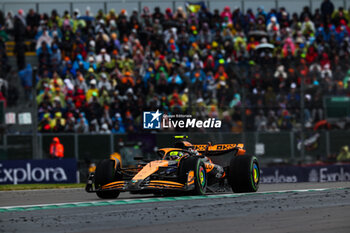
[[86, 136, 260, 199]]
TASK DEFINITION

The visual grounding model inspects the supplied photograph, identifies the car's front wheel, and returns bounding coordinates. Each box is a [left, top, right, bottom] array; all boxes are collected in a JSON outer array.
[[179, 157, 207, 195], [94, 159, 120, 199]]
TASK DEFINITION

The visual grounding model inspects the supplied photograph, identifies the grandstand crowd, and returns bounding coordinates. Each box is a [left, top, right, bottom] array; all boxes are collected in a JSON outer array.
[[0, 0, 349, 133]]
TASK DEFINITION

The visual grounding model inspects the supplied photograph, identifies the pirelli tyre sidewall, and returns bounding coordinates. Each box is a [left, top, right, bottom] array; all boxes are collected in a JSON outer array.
[[95, 159, 120, 199], [179, 157, 207, 195], [229, 155, 260, 193], [195, 159, 207, 195]]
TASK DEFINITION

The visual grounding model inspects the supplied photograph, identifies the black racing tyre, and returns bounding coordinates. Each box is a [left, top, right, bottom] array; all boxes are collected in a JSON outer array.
[[95, 159, 120, 199], [228, 155, 260, 193], [178, 157, 207, 195]]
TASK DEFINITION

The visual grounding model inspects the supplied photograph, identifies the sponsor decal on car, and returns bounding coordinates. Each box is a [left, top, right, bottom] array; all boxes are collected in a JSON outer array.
[[187, 170, 195, 185]]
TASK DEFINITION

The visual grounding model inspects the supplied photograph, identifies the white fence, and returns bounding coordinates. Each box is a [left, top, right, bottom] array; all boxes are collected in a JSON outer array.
[[1, 0, 349, 17]]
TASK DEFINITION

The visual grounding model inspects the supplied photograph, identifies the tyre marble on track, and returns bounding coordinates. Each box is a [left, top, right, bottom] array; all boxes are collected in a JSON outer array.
[[0, 183, 350, 233]]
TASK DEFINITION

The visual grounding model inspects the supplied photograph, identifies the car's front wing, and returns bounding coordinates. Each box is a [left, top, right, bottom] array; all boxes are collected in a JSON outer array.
[[85, 173, 195, 193]]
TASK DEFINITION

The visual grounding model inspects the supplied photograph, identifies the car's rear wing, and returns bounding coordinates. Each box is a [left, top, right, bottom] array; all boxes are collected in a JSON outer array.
[[193, 143, 246, 167], [193, 143, 245, 156]]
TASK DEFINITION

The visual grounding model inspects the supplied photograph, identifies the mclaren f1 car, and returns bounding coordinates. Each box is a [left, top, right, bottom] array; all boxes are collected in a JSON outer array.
[[85, 136, 260, 198]]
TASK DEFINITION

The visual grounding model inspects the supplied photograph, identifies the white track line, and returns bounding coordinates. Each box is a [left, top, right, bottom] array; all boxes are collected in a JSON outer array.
[[0, 187, 339, 210]]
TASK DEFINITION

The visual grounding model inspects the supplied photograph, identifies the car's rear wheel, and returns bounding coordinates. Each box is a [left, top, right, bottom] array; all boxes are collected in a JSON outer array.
[[179, 157, 207, 195], [95, 159, 120, 199], [228, 155, 260, 193]]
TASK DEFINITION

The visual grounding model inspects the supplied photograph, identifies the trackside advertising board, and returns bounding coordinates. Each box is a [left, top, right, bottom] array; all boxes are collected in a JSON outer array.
[[260, 164, 350, 183], [0, 159, 77, 184]]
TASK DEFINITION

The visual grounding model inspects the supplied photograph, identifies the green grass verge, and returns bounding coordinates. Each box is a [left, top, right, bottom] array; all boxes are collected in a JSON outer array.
[[0, 183, 85, 191]]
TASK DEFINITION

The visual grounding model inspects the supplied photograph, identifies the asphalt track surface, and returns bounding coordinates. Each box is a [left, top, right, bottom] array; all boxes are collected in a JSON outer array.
[[1, 182, 350, 233]]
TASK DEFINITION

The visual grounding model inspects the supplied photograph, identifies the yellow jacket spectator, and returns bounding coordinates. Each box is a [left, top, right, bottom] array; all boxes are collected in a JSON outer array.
[[51, 89, 66, 107], [50, 112, 66, 132], [50, 72, 64, 91], [38, 113, 52, 132], [331, 8, 350, 22], [72, 9, 86, 32], [337, 146, 350, 162], [106, 9, 117, 23], [86, 79, 99, 102], [36, 76, 50, 91], [234, 36, 247, 51], [188, 42, 201, 57], [85, 67, 97, 80], [59, 12, 73, 30], [181, 88, 189, 106], [99, 89, 111, 105], [117, 56, 135, 72], [37, 88, 52, 105]]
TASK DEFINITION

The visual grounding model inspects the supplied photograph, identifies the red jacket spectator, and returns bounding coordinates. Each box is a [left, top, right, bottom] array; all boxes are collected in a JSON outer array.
[[0, 92, 7, 107], [306, 46, 318, 64], [220, 6, 232, 23], [214, 66, 228, 80], [320, 52, 331, 69]]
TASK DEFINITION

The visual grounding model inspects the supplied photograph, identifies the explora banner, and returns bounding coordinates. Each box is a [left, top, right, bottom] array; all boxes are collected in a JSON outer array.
[[0, 159, 77, 184], [260, 164, 350, 183]]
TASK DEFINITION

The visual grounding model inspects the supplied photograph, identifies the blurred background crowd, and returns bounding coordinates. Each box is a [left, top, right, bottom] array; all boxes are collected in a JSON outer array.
[[0, 0, 349, 133]]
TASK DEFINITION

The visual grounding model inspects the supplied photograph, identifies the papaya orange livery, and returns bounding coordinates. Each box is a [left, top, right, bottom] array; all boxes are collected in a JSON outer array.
[[132, 160, 169, 181], [86, 136, 259, 199], [205, 163, 214, 173]]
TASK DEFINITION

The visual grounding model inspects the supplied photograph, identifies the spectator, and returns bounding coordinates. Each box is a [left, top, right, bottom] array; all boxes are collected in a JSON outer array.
[[96, 48, 110, 64], [51, 44, 62, 70], [100, 123, 111, 134], [337, 145, 350, 161], [26, 9, 40, 39], [5, 11, 14, 36], [65, 112, 76, 132], [14, 9, 26, 70], [321, 0, 335, 23], [50, 112, 66, 132], [86, 79, 99, 102], [49, 137, 64, 159], [0, 11, 4, 27], [9, 4, 346, 134], [301, 16, 315, 36], [75, 112, 89, 133], [38, 113, 52, 132], [98, 73, 112, 91]]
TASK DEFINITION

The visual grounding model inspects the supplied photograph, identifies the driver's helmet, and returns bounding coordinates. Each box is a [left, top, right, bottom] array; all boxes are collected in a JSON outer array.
[[168, 151, 183, 161], [188, 147, 199, 156]]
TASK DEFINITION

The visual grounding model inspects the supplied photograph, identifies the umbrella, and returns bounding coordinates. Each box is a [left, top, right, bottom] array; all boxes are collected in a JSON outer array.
[[248, 30, 268, 37], [78, 16, 94, 22], [313, 120, 331, 131], [255, 43, 275, 50]]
